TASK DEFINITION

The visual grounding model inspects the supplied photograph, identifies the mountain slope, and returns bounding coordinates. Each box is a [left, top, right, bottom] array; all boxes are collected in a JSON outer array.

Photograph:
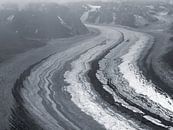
[[0, 3, 88, 62], [78, 1, 173, 28]]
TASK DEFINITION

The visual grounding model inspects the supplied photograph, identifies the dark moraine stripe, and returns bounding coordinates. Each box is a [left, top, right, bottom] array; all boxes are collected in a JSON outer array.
[[87, 32, 125, 105], [10, 55, 52, 130]]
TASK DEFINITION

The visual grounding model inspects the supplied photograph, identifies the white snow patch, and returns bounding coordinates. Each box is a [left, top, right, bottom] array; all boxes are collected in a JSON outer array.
[[7, 15, 15, 22], [144, 115, 168, 128], [57, 16, 66, 25], [88, 4, 101, 12]]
